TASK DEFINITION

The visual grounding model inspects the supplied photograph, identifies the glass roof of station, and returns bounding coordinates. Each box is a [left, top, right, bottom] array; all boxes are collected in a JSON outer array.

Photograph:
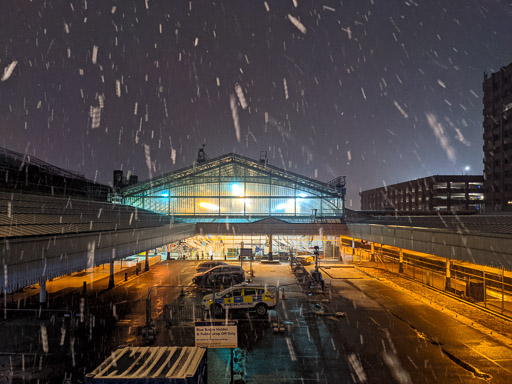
[[119, 153, 346, 223]]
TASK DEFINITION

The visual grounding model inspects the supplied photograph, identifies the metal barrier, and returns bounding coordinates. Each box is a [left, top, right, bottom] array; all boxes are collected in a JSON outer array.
[[290, 257, 324, 293], [359, 252, 512, 318], [163, 303, 204, 326]]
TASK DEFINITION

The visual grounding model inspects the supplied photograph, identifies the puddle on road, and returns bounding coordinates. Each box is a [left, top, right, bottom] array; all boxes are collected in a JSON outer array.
[[390, 311, 493, 383]]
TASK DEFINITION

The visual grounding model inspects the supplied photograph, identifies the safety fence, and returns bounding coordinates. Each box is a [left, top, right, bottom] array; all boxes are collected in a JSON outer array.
[[290, 257, 326, 293], [162, 303, 205, 327]]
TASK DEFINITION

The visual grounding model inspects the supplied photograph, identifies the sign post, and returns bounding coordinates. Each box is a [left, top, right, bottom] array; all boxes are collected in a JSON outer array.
[[195, 321, 238, 384], [230, 348, 234, 384], [194, 320, 238, 348]]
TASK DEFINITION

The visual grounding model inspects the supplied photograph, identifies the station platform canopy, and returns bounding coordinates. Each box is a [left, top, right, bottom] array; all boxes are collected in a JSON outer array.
[[119, 153, 346, 223]]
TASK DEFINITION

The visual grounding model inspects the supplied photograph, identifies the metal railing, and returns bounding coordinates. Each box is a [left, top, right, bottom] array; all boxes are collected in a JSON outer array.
[[350, 248, 512, 318], [163, 303, 204, 326]]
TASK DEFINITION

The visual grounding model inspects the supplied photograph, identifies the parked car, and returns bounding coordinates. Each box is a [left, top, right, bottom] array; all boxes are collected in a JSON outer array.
[[195, 261, 228, 273], [202, 283, 277, 317], [192, 265, 245, 288]]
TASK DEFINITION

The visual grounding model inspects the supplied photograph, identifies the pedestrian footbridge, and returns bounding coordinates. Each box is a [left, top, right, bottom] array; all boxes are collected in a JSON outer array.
[[2, 191, 512, 299], [0, 192, 195, 293]]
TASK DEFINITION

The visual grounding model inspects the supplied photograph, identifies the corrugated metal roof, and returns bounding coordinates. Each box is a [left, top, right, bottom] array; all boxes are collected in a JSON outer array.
[[85, 346, 206, 382], [0, 191, 171, 238]]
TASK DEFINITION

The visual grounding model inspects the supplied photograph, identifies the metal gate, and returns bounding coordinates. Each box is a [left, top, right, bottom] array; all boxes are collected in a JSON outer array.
[[163, 303, 204, 326]]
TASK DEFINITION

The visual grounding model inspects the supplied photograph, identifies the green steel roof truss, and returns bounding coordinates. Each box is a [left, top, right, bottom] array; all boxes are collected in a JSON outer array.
[[121, 153, 342, 198]]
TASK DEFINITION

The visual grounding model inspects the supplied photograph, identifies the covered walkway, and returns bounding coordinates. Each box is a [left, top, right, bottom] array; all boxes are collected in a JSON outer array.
[[1, 191, 195, 294]]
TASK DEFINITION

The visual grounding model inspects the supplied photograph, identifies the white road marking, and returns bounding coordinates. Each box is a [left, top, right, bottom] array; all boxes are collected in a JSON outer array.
[[369, 316, 382, 330], [286, 337, 297, 361]]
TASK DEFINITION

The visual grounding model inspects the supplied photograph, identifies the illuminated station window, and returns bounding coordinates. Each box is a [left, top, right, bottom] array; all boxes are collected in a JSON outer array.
[[118, 153, 346, 223]]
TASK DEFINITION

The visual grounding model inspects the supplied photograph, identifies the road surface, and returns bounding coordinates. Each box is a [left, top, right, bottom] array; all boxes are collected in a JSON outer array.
[[1, 260, 511, 383]]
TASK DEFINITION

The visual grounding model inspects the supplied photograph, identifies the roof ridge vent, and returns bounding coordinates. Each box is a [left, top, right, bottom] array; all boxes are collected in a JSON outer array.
[[196, 144, 209, 164], [259, 151, 268, 166]]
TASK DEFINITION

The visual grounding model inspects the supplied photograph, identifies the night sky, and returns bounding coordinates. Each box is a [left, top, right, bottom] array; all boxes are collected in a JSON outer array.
[[1, 0, 512, 208]]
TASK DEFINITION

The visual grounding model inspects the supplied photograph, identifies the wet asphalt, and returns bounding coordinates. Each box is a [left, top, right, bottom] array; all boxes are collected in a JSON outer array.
[[1, 259, 511, 383]]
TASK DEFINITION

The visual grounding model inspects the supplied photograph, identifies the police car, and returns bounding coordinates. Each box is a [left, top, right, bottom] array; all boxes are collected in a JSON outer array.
[[202, 283, 277, 317]]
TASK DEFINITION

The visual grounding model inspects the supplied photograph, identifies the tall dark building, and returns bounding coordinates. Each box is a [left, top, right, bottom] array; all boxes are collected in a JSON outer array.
[[483, 61, 512, 212]]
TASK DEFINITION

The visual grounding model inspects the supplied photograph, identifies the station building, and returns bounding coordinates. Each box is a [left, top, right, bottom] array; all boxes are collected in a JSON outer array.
[[2, 146, 512, 299], [117, 152, 347, 258]]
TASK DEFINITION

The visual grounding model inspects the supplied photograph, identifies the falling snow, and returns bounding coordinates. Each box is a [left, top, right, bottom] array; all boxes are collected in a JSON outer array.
[[91, 45, 98, 64], [0, 3, 511, 380], [235, 83, 248, 109], [230, 94, 241, 142], [287, 14, 307, 34], [115, 80, 121, 97], [426, 113, 456, 163], [1, 61, 17, 82], [393, 101, 408, 119]]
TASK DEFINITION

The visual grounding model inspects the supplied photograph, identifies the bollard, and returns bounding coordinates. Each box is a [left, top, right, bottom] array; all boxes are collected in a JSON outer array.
[[83, 281, 87, 294], [281, 288, 286, 300], [125, 272, 128, 282], [136, 268, 139, 276]]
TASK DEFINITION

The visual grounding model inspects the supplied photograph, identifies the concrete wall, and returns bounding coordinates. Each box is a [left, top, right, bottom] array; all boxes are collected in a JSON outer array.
[[346, 224, 512, 269]]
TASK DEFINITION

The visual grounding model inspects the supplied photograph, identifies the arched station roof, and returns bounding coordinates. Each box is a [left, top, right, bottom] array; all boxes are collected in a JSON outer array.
[[119, 153, 346, 223]]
